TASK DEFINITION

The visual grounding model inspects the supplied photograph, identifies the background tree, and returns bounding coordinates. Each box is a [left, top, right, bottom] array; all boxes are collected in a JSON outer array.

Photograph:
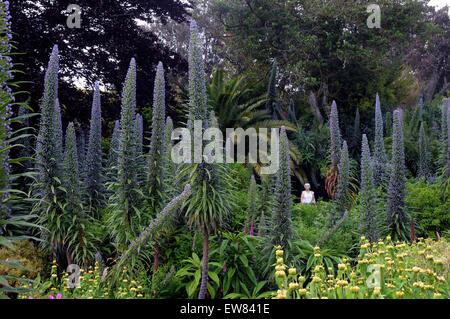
[[9, 0, 192, 130]]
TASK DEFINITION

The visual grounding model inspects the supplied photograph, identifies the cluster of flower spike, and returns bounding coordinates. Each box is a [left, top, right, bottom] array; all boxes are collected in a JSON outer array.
[[117, 58, 138, 203], [35, 45, 63, 205], [85, 81, 103, 208], [271, 126, 292, 248], [386, 110, 407, 235], [360, 134, 379, 242], [329, 101, 341, 168], [188, 20, 208, 125], [147, 62, 166, 196], [0, 0, 13, 218], [63, 122, 81, 212], [373, 93, 387, 188], [335, 140, 349, 214], [120, 184, 191, 261]]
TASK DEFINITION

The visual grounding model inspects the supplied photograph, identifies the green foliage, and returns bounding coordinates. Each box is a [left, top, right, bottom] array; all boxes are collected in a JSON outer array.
[[406, 180, 449, 239], [215, 232, 259, 297], [175, 252, 220, 299]]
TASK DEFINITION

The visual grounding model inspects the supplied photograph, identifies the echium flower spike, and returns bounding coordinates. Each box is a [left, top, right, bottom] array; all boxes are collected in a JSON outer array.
[[359, 134, 379, 242], [329, 100, 341, 168], [117, 58, 138, 207], [417, 122, 430, 180], [119, 184, 191, 262], [63, 122, 81, 214], [373, 93, 387, 188], [54, 99, 63, 164], [36, 45, 61, 205], [386, 110, 408, 241], [438, 99, 448, 170], [245, 175, 257, 235], [271, 126, 292, 248], [188, 20, 207, 124], [351, 108, 360, 155], [108, 120, 120, 169], [335, 140, 349, 216], [134, 113, 143, 156], [0, 0, 13, 218], [147, 62, 166, 210], [85, 81, 103, 212], [447, 99, 450, 178]]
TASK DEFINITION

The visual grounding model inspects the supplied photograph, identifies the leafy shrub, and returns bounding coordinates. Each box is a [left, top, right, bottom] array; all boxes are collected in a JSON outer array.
[[406, 179, 449, 238]]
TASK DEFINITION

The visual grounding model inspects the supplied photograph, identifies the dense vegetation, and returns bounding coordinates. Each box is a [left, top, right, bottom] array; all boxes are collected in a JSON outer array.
[[0, 0, 449, 299]]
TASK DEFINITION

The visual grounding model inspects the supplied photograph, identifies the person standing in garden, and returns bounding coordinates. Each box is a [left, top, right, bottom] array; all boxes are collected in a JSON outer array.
[[301, 183, 316, 204]]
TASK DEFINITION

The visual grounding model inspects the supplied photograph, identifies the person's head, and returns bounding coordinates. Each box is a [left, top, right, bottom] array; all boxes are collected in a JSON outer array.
[[304, 183, 311, 191]]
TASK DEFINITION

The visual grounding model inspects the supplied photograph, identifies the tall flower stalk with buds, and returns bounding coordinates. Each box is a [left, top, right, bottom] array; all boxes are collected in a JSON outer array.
[[386, 110, 408, 241], [85, 82, 103, 213], [147, 62, 166, 212], [0, 0, 13, 218], [417, 122, 430, 180], [334, 140, 349, 220], [108, 58, 141, 246], [359, 134, 379, 242], [326, 100, 341, 199], [373, 94, 387, 188], [179, 20, 232, 299], [271, 126, 292, 249]]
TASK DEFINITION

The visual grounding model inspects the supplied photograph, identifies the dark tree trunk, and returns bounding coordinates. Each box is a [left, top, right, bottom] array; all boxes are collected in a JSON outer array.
[[198, 226, 209, 299], [307, 91, 323, 124]]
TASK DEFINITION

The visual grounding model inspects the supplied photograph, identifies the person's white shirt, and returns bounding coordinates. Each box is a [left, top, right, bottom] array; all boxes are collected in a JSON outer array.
[[301, 190, 315, 204]]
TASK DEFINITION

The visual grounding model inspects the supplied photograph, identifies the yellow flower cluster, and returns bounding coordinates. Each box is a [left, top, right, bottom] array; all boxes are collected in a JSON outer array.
[[272, 237, 448, 299]]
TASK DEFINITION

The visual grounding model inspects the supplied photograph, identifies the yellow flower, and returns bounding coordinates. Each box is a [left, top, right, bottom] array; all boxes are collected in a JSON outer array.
[[298, 276, 306, 282], [276, 258, 283, 264], [275, 270, 286, 278], [298, 289, 307, 296], [314, 253, 321, 258], [275, 265, 286, 271], [289, 282, 299, 290], [350, 286, 360, 293], [412, 266, 421, 273], [433, 259, 443, 265], [51, 274, 57, 278], [288, 268, 296, 275], [425, 255, 433, 260], [314, 246, 320, 251], [338, 264, 347, 271], [413, 281, 424, 288], [276, 289, 287, 299], [122, 279, 128, 283], [137, 294, 143, 298], [337, 280, 348, 287], [373, 287, 381, 296], [433, 293, 442, 298], [396, 291, 404, 297], [312, 276, 321, 283], [276, 249, 284, 257]]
